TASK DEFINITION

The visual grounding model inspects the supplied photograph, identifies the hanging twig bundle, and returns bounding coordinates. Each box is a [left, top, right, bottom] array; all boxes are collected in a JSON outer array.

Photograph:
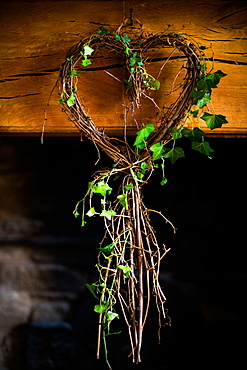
[[57, 19, 227, 368]]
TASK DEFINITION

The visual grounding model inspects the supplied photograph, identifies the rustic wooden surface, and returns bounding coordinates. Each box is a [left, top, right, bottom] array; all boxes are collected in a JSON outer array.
[[0, 0, 246, 136]]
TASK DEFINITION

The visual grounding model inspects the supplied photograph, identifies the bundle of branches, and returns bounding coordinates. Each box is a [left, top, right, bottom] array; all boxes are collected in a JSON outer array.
[[57, 19, 226, 368]]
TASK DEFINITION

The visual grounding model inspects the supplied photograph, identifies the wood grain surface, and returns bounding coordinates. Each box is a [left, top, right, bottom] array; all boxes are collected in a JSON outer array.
[[0, 0, 246, 136]]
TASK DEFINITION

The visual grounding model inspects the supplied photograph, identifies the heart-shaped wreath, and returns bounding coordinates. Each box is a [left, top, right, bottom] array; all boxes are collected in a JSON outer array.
[[58, 19, 227, 367]]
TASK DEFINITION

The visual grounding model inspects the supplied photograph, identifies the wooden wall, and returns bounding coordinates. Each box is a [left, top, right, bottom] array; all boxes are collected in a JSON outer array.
[[0, 0, 246, 136]]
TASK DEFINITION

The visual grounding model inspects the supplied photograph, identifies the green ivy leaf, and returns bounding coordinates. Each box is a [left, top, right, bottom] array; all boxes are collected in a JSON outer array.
[[136, 172, 144, 180], [191, 141, 214, 157], [124, 184, 134, 191], [144, 77, 152, 85], [197, 62, 207, 71], [98, 26, 109, 35], [94, 303, 109, 313], [134, 124, 155, 149], [164, 147, 185, 164], [81, 59, 92, 67], [160, 177, 168, 185], [129, 52, 142, 67], [115, 34, 121, 41], [189, 109, 199, 117], [92, 181, 112, 196], [105, 311, 119, 321], [85, 283, 100, 300], [98, 243, 115, 255], [100, 209, 116, 220], [149, 79, 161, 90], [196, 77, 217, 92], [86, 207, 96, 217], [124, 46, 131, 56], [81, 220, 87, 227], [67, 92, 75, 107], [196, 92, 211, 108], [206, 70, 227, 85], [83, 44, 94, 56], [118, 265, 131, 278], [191, 89, 205, 105], [191, 89, 211, 107], [168, 127, 183, 140], [182, 127, 205, 142], [117, 194, 128, 209], [144, 78, 160, 90], [129, 56, 137, 66], [68, 69, 80, 77], [141, 162, 151, 171], [73, 210, 80, 218], [123, 79, 133, 88], [104, 330, 122, 336], [201, 113, 228, 130], [121, 34, 131, 44], [150, 142, 166, 161]]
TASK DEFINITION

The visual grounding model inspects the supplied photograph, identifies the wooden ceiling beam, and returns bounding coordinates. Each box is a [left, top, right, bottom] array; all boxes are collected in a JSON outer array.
[[0, 1, 246, 136]]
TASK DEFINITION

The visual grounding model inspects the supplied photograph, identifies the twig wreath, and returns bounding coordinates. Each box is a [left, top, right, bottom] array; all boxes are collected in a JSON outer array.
[[57, 18, 227, 368]]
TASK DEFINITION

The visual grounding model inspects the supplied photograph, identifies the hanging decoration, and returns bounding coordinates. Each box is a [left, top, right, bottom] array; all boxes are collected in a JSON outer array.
[[57, 17, 227, 368]]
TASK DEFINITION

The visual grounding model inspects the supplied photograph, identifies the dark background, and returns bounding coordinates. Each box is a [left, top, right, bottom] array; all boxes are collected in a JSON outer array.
[[0, 135, 246, 369]]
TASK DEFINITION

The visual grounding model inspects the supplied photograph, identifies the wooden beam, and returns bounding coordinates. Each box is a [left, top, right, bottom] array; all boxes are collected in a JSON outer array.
[[0, 1, 246, 136]]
